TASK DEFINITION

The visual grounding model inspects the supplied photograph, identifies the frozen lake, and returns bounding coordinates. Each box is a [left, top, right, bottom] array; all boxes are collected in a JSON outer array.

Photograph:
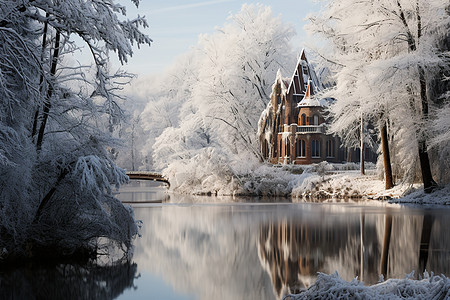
[[1, 180, 450, 299]]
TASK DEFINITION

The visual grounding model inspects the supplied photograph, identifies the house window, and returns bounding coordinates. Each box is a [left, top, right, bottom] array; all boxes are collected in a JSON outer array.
[[286, 139, 290, 157], [296, 140, 306, 157], [302, 65, 309, 76], [301, 114, 306, 125], [313, 114, 319, 126], [263, 140, 269, 159], [326, 140, 335, 158], [279, 141, 283, 158], [312, 140, 320, 157]]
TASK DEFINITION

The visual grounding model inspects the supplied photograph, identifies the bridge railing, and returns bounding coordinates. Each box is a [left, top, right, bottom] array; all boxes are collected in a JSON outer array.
[[125, 171, 170, 187]]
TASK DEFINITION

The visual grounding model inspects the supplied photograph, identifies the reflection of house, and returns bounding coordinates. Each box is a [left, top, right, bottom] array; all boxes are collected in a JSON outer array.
[[257, 220, 362, 300], [258, 50, 375, 165]]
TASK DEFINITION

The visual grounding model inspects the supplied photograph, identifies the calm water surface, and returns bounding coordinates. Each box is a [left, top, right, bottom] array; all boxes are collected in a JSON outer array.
[[1, 180, 450, 300]]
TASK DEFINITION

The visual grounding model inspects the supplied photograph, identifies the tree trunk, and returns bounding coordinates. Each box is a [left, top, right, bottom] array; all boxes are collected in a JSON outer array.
[[36, 31, 61, 152], [33, 167, 69, 224], [32, 12, 50, 140], [417, 66, 437, 193], [380, 122, 394, 189]]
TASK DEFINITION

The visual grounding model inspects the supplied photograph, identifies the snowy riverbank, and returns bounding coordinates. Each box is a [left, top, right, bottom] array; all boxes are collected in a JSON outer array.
[[285, 271, 450, 299], [165, 160, 450, 205]]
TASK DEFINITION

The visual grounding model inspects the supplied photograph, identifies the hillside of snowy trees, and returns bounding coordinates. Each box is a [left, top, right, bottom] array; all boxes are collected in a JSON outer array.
[[0, 0, 151, 261], [123, 1, 449, 199]]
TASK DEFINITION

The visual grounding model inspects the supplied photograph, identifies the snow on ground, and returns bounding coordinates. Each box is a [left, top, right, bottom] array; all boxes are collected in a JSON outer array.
[[166, 160, 450, 206], [287, 163, 450, 205], [238, 161, 450, 205], [285, 271, 450, 299]]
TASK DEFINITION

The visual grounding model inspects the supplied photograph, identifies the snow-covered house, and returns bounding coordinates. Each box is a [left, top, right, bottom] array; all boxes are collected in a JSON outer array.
[[258, 50, 365, 165]]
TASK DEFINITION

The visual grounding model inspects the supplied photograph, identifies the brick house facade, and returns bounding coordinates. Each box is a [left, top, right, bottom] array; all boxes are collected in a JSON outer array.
[[258, 50, 372, 165]]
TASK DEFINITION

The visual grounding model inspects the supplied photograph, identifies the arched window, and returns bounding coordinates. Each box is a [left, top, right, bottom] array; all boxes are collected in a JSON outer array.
[[313, 114, 319, 126], [312, 140, 320, 157], [326, 140, 335, 158], [296, 140, 306, 157], [301, 114, 306, 125]]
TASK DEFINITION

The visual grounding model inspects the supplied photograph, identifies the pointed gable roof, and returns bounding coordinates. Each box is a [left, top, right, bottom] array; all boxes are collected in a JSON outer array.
[[298, 80, 321, 107], [288, 49, 321, 97]]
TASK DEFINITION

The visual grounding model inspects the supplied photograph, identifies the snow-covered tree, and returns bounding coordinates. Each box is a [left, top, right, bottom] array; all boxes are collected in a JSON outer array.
[[0, 0, 151, 260], [307, 0, 450, 192], [143, 4, 295, 194]]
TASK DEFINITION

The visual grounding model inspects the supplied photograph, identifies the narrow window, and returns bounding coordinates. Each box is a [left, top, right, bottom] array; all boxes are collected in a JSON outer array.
[[296, 140, 306, 157], [313, 114, 319, 125], [279, 140, 283, 158], [301, 114, 306, 125], [286, 139, 290, 157], [312, 140, 320, 157], [326, 140, 335, 157], [263, 140, 269, 159]]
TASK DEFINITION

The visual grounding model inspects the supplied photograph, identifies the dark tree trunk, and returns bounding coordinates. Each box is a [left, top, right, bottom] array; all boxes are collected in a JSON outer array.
[[400, 1, 437, 193], [36, 31, 61, 152], [380, 122, 394, 189], [33, 167, 69, 224], [417, 66, 437, 193], [32, 12, 50, 139]]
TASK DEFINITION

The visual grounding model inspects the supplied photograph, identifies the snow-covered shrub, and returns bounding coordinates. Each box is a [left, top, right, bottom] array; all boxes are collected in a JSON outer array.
[[286, 271, 450, 300]]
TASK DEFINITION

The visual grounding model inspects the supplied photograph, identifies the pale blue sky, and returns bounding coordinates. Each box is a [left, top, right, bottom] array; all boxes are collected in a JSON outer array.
[[117, 0, 323, 76]]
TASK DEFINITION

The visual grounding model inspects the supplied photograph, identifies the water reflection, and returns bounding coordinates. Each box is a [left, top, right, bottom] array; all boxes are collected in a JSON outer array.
[[114, 180, 169, 203], [257, 216, 374, 297], [128, 202, 450, 300], [0, 262, 137, 299], [1, 185, 449, 300], [257, 209, 450, 299]]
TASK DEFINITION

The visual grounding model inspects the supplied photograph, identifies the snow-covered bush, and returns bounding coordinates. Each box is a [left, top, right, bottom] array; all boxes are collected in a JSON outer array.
[[286, 271, 450, 300]]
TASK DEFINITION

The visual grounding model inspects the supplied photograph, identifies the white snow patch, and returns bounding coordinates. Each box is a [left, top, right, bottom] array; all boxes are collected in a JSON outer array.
[[285, 271, 450, 299]]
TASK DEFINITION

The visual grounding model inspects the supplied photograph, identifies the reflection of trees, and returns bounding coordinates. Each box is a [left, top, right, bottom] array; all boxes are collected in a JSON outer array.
[[257, 218, 373, 299], [0, 262, 137, 299], [381, 212, 450, 280], [418, 214, 434, 274], [257, 211, 450, 300]]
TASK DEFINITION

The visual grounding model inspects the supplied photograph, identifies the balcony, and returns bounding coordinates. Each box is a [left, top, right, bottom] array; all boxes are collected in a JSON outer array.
[[296, 125, 324, 134]]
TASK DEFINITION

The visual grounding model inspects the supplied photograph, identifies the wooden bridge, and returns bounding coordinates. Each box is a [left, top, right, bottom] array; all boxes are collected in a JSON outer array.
[[126, 171, 170, 187]]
